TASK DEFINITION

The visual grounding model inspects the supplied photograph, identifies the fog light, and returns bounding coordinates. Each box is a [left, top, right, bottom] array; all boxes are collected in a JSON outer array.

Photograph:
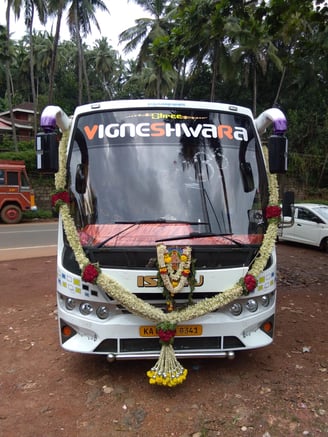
[[246, 299, 258, 312], [96, 305, 110, 320], [260, 295, 270, 307], [80, 302, 93, 315], [62, 325, 73, 337], [65, 298, 76, 310], [230, 302, 242, 316]]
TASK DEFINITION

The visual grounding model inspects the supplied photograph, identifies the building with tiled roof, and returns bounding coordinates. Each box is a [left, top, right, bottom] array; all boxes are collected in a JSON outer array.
[[0, 103, 35, 142]]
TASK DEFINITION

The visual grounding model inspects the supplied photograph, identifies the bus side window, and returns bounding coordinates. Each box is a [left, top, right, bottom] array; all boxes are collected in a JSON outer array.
[[0, 169, 4, 185]]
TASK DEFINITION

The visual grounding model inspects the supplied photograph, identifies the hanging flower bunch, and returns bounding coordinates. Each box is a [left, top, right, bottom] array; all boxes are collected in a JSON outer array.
[[147, 322, 187, 386], [54, 124, 281, 388]]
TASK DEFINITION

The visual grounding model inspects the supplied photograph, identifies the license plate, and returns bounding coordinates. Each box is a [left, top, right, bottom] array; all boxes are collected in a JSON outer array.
[[139, 324, 202, 337]]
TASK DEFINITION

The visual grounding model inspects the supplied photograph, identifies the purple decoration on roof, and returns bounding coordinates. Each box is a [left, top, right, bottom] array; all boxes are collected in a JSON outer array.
[[40, 114, 56, 131], [40, 107, 58, 131], [273, 117, 287, 135]]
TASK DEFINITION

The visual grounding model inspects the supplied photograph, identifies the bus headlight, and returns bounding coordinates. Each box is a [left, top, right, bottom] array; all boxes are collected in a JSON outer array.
[[65, 298, 76, 311], [246, 299, 258, 312], [229, 302, 242, 316], [260, 295, 270, 307], [96, 306, 110, 320], [80, 302, 93, 315]]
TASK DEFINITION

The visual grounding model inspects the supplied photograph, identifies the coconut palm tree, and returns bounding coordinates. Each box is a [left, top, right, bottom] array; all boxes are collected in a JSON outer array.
[[47, 0, 68, 104], [91, 37, 120, 99], [21, 0, 47, 133], [225, 11, 282, 115], [66, 0, 109, 105], [119, 0, 175, 97], [4, 1, 19, 149]]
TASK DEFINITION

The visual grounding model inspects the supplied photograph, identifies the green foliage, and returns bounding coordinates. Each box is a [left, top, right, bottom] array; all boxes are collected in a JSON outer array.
[[1, 0, 328, 191], [0, 149, 36, 172], [23, 209, 54, 220]]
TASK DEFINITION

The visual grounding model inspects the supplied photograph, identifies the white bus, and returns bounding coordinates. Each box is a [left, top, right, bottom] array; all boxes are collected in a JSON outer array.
[[37, 100, 288, 385]]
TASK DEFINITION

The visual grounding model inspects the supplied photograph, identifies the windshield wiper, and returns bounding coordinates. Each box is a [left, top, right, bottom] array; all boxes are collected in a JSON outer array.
[[95, 223, 137, 248], [115, 219, 209, 225], [156, 232, 246, 247], [93, 221, 210, 248]]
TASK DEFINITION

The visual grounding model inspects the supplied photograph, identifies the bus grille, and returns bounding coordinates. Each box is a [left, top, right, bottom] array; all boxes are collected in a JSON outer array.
[[94, 336, 245, 353]]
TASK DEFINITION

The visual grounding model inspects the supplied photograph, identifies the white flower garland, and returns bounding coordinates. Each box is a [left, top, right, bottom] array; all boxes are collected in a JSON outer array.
[[56, 134, 279, 325]]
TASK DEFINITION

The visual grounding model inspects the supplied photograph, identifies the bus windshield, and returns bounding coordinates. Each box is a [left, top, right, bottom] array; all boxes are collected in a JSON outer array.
[[67, 107, 268, 247]]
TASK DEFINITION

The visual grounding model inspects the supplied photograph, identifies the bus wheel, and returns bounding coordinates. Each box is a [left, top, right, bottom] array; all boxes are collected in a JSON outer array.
[[1, 205, 23, 224]]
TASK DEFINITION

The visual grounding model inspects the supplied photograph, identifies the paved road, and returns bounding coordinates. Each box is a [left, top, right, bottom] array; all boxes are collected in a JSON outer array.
[[0, 221, 58, 261]]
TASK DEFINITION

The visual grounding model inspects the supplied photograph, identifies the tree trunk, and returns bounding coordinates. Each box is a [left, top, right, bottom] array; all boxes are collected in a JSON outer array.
[[252, 65, 257, 116], [210, 42, 219, 102], [73, 4, 83, 105], [273, 66, 286, 107], [82, 45, 91, 102], [317, 152, 328, 188], [28, 5, 38, 137], [5, 2, 18, 150], [48, 3, 64, 104]]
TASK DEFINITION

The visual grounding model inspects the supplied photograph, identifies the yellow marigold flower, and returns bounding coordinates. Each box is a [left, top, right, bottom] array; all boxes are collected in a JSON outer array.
[[164, 255, 171, 263], [180, 254, 188, 262], [172, 280, 179, 288]]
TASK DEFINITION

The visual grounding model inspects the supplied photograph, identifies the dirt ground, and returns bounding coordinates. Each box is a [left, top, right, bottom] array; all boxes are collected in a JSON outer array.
[[0, 242, 327, 437]]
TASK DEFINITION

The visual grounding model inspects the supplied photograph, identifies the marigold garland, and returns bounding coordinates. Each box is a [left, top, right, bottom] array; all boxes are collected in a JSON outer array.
[[55, 129, 280, 388]]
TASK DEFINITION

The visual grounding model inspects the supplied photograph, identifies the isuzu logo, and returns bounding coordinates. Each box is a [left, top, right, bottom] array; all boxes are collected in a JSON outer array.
[[137, 275, 204, 288]]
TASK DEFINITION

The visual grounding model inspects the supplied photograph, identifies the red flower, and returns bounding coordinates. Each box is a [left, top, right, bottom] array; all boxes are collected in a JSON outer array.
[[157, 328, 176, 344], [82, 264, 100, 284], [243, 274, 257, 293], [51, 191, 70, 208], [266, 205, 281, 220]]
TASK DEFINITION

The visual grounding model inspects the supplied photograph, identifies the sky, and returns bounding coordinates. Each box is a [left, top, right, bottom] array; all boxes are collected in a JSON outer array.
[[0, 0, 150, 59]]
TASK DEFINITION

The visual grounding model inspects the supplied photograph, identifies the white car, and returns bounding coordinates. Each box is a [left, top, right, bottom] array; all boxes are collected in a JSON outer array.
[[279, 203, 328, 252]]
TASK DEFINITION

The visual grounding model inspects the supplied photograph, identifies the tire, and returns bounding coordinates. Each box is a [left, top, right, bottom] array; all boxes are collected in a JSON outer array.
[[319, 237, 328, 253], [0, 204, 23, 224]]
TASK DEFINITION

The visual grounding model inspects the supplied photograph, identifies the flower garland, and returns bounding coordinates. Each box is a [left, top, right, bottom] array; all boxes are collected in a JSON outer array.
[[157, 244, 196, 312], [157, 244, 192, 294], [55, 130, 280, 387]]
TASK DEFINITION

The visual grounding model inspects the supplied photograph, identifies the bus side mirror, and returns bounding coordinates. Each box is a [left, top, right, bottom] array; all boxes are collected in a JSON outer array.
[[268, 135, 288, 174], [282, 191, 294, 217], [35, 132, 59, 172], [75, 163, 87, 194]]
